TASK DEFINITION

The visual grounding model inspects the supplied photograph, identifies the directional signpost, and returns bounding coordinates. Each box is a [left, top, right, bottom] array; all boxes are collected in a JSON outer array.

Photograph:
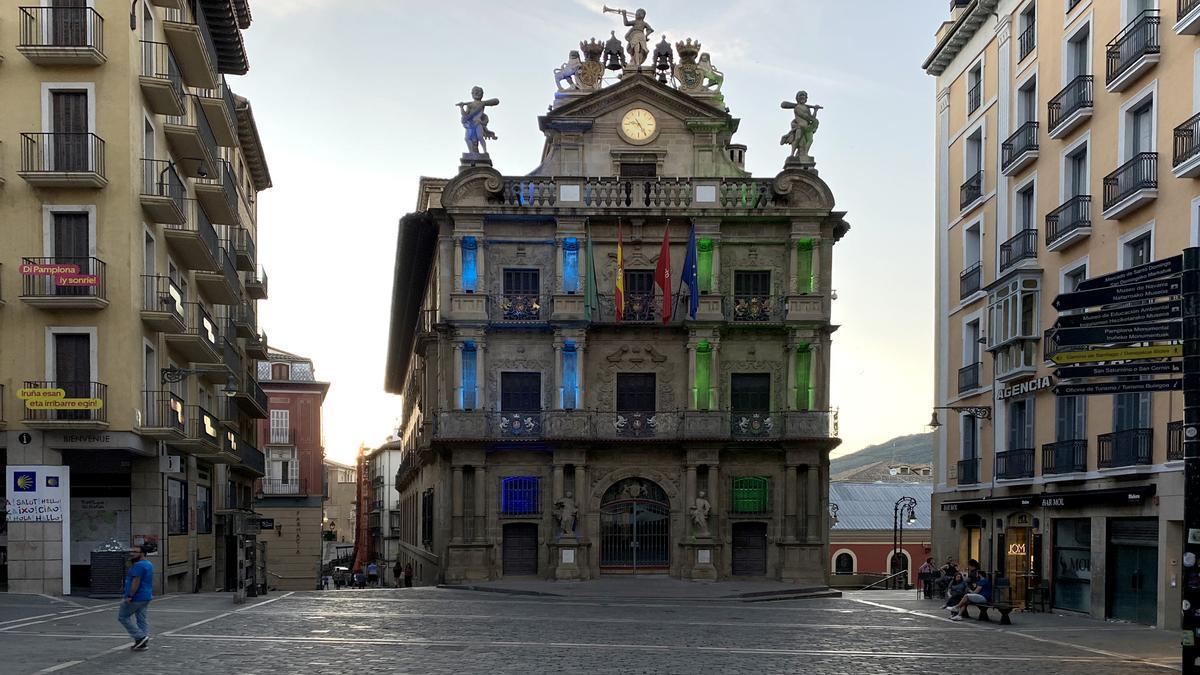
[[1075, 254, 1181, 291], [1052, 300, 1180, 329], [1051, 322, 1182, 348], [1054, 379, 1182, 396], [1049, 344, 1182, 365], [1051, 276, 1182, 311], [1054, 361, 1183, 379]]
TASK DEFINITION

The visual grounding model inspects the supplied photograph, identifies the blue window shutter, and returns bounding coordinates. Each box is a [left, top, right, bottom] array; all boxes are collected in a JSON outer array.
[[462, 341, 477, 409], [462, 236, 478, 292], [563, 237, 580, 293], [562, 341, 578, 409]]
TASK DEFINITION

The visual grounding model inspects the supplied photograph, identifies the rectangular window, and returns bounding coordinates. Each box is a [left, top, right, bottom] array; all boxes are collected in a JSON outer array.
[[500, 476, 540, 515], [51, 90, 89, 171], [964, 224, 982, 267], [54, 332, 92, 420], [1017, 183, 1035, 231], [623, 269, 655, 321], [730, 373, 771, 413], [1067, 146, 1088, 198], [1017, 77, 1037, 124], [1018, 3, 1036, 60], [1056, 395, 1086, 441], [421, 489, 434, 546], [501, 372, 541, 411], [734, 270, 770, 297], [967, 63, 983, 113], [168, 478, 188, 535], [1113, 386, 1150, 431], [562, 237, 579, 293], [694, 341, 712, 410], [1052, 518, 1092, 613], [461, 236, 478, 292], [269, 409, 290, 445], [962, 415, 978, 459], [1008, 397, 1034, 450], [1124, 234, 1151, 269], [619, 162, 656, 177], [794, 345, 813, 410], [561, 341, 578, 409], [1067, 24, 1090, 79], [697, 239, 714, 293], [966, 129, 983, 175], [503, 268, 539, 295], [461, 341, 477, 409], [616, 372, 656, 412], [731, 476, 771, 514], [1129, 102, 1153, 156], [196, 484, 212, 534], [796, 239, 814, 293]]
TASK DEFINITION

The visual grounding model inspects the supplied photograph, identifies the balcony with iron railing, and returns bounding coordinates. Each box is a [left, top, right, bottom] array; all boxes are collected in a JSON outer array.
[[140, 158, 186, 224], [967, 80, 981, 114], [1045, 195, 1092, 251], [1048, 75, 1093, 138], [1180, 0, 1200, 34], [257, 477, 309, 497], [728, 295, 786, 323], [164, 198, 220, 271], [165, 301, 220, 363], [960, 170, 983, 212], [957, 457, 981, 485], [17, 5, 105, 65], [996, 448, 1035, 480], [165, 95, 218, 179], [141, 275, 186, 333], [266, 426, 297, 446], [957, 362, 981, 394], [231, 300, 257, 339], [233, 373, 269, 419], [245, 265, 268, 300], [22, 380, 108, 429], [1172, 111, 1200, 178], [195, 159, 239, 225], [1099, 428, 1153, 468], [998, 229, 1038, 273], [197, 77, 239, 147], [959, 261, 982, 299], [1170, 420, 1184, 461], [1106, 10, 1161, 92], [1018, 18, 1036, 61], [139, 40, 185, 115], [1001, 121, 1039, 176], [18, 132, 106, 188], [163, 1, 219, 88], [138, 390, 186, 441], [246, 330, 269, 360], [19, 257, 107, 310], [1102, 152, 1158, 219], [195, 245, 241, 305], [231, 226, 256, 271], [1043, 439, 1088, 475], [489, 293, 546, 323], [238, 440, 265, 477]]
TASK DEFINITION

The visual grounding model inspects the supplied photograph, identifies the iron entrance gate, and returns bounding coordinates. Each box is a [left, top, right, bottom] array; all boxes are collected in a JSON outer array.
[[600, 478, 670, 572]]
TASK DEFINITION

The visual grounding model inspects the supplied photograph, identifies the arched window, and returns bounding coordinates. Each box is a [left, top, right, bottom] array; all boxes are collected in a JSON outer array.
[[889, 550, 911, 579], [835, 552, 855, 575]]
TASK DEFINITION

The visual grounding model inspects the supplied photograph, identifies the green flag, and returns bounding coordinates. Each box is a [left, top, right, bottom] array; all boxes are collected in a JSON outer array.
[[584, 221, 599, 320]]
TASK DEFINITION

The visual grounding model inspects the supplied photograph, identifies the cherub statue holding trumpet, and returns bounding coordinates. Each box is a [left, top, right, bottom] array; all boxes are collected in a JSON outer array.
[[603, 5, 653, 68]]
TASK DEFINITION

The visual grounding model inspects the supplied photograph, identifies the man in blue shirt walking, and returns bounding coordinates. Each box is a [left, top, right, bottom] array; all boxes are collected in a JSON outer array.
[[118, 544, 154, 651]]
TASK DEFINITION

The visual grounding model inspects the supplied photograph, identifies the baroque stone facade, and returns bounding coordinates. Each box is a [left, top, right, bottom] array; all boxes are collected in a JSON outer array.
[[385, 32, 849, 584]]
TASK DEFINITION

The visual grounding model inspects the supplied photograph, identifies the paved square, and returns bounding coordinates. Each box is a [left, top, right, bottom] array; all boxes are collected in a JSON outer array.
[[0, 588, 1181, 673]]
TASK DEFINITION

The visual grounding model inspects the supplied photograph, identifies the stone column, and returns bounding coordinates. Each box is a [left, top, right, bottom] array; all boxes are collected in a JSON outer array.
[[687, 339, 698, 410], [785, 342, 797, 411], [451, 466, 464, 543], [474, 465, 487, 542], [476, 341, 487, 409], [554, 238, 565, 293], [811, 341, 826, 411], [576, 342, 586, 408], [476, 240, 487, 294], [788, 234, 800, 294], [806, 465, 820, 543], [784, 464, 798, 542], [553, 339, 564, 409], [809, 237, 823, 293], [453, 237, 464, 292], [452, 342, 464, 410]]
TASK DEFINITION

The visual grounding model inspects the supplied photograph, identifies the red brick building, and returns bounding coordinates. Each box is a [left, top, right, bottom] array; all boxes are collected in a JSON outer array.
[[255, 347, 329, 590], [829, 482, 933, 586]]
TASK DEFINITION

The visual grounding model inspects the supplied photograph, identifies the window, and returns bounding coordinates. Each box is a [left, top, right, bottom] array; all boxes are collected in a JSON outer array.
[[1128, 101, 1154, 157], [50, 90, 89, 171], [623, 269, 655, 320], [269, 409, 290, 444], [562, 237, 579, 293], [834, 552, 855, 575], [421, 489, 434, 546], [730, 373, 771, 413], [271, 362, 290, 380], [503, 268, 539, 296], [501, 372, 541, 411], [268, 447, 299, 493], [962, 415, 978, 459], [1124, 233, 1152, 268], [1017, 76, 1037, 124], [1008, 397, 1034, 450], [965, 223, 982, 267], [734, 271, 770, 298], [461, 341, 477, 409], [1017, 183, 1036, 231], [196, 484, 212, 534], [730, 476, 770, 514], [1018, 3, 1036, 60], [967, 62, 983, 113], [461, 236, 478, 292], [964, 319, 982, 365], [1056, 395, 1086, 441], [1114, 385, 1150, 431], [501, 476, 541, 515], [619, 162, 656, 177], [793, 345, 813, 411], [168, 478, 188, 535], [987, 277, 1041, 347], [966, 129, 983, 176], [1066, 144, 1088, 198], [1052, 518, 1092, 613], [616, 372, 656, 412]]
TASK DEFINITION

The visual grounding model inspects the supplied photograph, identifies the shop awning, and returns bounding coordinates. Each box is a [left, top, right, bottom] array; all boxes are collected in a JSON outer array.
[[940, 484, 1155, 512]]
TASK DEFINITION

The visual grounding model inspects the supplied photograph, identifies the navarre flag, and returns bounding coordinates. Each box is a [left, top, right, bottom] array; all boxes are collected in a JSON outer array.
[[655, 224, 672, 324], [681, 223, 699, 319], [614, 220, 625, 322], [584, 222, 600, 321]]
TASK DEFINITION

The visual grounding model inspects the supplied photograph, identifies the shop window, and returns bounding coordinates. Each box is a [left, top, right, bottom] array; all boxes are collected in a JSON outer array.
[[196, 484, 212, 534], [501, 476, 541, 515], [1052, 518, 1091, 613], [731, 476, 770, 514], [168, 478, 188, 535]]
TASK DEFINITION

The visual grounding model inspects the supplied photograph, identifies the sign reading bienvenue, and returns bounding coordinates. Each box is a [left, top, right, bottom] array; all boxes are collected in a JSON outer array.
[[5, 465, 68, 522], [997, 376, 1053, 400]]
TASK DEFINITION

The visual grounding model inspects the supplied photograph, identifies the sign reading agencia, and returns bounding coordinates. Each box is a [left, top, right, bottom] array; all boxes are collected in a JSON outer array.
[[997, 376, 1053, 400]]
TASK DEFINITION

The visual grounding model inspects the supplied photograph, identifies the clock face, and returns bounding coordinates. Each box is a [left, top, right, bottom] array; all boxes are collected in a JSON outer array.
[[620, 108, 657, 142]]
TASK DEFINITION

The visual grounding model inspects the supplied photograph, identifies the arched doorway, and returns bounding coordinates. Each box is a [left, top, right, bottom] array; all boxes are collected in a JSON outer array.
[[599, 478, 670, 572]]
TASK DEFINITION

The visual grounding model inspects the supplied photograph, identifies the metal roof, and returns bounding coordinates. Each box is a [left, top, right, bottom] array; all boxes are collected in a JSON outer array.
[[829, 482, 933, 531]]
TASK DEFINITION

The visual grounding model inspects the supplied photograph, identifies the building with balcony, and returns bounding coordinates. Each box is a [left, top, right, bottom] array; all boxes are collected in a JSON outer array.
[[362, 440, 409, 585], [383, 26, 848, 584], [254, 348, 328, 590], [0, 0, 271, 597], [924, 0, 1191, 628]]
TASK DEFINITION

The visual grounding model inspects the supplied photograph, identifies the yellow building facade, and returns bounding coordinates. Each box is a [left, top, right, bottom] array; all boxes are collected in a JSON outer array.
[[926, 0, 1196, 627], [0, 0, 272, 596]]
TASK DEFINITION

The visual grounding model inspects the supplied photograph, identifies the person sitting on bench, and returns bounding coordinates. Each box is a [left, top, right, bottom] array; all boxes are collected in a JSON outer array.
[[942, 572, 967, 609], [949, 573, 991, 621]]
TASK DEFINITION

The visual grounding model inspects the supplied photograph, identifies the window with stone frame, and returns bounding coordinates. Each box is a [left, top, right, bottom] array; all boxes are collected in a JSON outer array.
[[168, 478, 188, 535]]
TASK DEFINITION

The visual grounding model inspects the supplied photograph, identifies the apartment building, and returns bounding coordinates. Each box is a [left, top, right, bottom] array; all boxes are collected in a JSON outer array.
[[255, 347, 328, 590], [383, 28, 848, 583], [322, 459, 356, 546], [925, 0, 1196, 627], [0, 0, 272, 595], [363, 441, 406, 584]]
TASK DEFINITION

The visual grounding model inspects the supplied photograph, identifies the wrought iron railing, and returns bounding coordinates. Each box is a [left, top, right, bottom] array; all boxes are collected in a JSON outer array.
[[1048, 75, 1093, 134], [996, 448, 1035, 479], [167, 95, 218, 167], [20, 257, 106, 301], [167, 198, 221, 263], [240, 374, 269, 414], [967, 81, 981, 113], [615, 411, 658, 437], [1043, 439, 1088, 474], [164, 1, 218, 79], [1106, 10, 1160, 85], [141, 158, 185, 211], [258, 478, 308, 496], [435, 409, 839, 441], [1103, 152, 1158, 211], [958, 362, 981, 394], [960, 170, 983, 210], [1045, 195, 1091, 247], [1184, 0, 1200, 21], [999, 229, 1038, 272], [142, 274, 185, 317], [142, 390, 186, 433], [1173, 111, 1200, 168], [1170, 421, 1184, 461], [491, 293, 544, 322], [20, 132, 105, 176], [957, 457, 981, 485], [959, 261, 982, 299], [22, 380, 107, 424], [198, 78, 238, 133], [232, 226, 256, 267], [240, 440, 265, 475], [1099, 428, 1153, 468], [729, 295, 784, 322], [181, 301, 220, 348], [198, 158, 238, 216], [140, 40, 184, 103], [1018, 19, 1036, 60], [18, 6, 104, 52], [1001, 121, 1039, 172]]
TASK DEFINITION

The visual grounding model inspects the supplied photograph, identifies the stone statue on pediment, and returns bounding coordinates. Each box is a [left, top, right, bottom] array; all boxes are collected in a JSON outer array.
[[781, 90, 822, 165], [457, 86, 499, 156], [690, 491, 711, 537], [555, 491, 578, 536], [555, 51, 584, 91], [604, 6, 653, 67]]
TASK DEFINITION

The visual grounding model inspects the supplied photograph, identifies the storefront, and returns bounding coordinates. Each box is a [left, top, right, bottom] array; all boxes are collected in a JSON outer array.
[[1051, 517, 1091, 613]]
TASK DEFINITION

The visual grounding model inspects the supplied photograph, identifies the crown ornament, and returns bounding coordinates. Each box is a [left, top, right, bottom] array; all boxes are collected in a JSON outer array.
[[675, 38, 701, 63], [580, 38, 605, 61]]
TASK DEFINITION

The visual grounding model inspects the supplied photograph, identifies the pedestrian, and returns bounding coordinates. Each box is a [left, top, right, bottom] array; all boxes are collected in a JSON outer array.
[[403, 563, 414, 588], [918, 557, 936, 599], [949, 573, 991, 620], [393, 561, 404, 588], [118, 544, 154, 652], [353, 569, 365, 589], [366, 560, 380, 587]]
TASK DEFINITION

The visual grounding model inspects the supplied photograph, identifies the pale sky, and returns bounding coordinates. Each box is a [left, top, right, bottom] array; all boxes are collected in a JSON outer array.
[[239, 0, 947, 465]]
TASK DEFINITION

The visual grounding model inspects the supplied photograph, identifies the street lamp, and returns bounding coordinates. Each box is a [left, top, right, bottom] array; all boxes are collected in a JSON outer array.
[[892, 495, 918, 589], [161, 366, 239, 393], [927, 406, 991, 428], [828, 502, 839, 526]]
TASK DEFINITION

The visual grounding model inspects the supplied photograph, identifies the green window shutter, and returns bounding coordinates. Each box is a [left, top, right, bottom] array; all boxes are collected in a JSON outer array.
[[698, 238, 714, 293], [731, 476, 770, 514], [794, 344, 812, 411], [796, 239, 814, 294], [694, 341, 711, 410]]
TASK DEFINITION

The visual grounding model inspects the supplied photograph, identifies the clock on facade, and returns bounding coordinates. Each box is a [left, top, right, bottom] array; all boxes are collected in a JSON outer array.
[[619, 108, 657, 144]]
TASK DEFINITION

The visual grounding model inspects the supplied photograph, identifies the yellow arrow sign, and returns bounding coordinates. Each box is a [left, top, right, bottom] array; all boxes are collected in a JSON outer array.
[[1050, 344, 1182, 365]]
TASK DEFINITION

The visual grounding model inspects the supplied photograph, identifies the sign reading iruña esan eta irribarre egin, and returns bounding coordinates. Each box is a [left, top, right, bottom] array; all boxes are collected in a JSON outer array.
[[997, 376, 1053, 399]]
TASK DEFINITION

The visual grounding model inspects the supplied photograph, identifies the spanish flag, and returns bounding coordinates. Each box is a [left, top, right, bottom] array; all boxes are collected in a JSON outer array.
[[614, 220, 625, 322]]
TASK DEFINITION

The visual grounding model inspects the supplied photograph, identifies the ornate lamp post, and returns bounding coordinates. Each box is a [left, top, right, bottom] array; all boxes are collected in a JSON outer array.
[[828, 502, 839, 526], [892, 495, 918, 589]]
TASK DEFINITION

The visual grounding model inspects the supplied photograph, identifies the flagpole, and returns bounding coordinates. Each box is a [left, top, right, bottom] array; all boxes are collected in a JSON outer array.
[[672, 219, 693, 319]]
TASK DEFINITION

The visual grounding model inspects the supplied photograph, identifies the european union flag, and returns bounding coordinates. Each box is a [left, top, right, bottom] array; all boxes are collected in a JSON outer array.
[[13, 471, 36, 492], [681, 223, 700, 319], [46, 476, 59, 488]]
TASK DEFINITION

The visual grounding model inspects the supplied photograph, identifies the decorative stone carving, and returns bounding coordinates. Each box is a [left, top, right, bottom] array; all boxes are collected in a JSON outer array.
[[441, 166, 503, 206], [594, 345, 675, 411], [603, 6, 653, 67], [771, 168, 836, 209], [673, 38, 703, 92], [457, 86, 500, 156], [652, 36, 673, 84], [554, 491, 578, 536], [698, 53, 723, 93], [578, 39, 606, 90], [719, 244, 785, 296], [555, 51, 584, 91], [486, 356, 552, 407], [690, 491, 711, 537], [721, 358, 785, 411], [780, 90, 822, 165]]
